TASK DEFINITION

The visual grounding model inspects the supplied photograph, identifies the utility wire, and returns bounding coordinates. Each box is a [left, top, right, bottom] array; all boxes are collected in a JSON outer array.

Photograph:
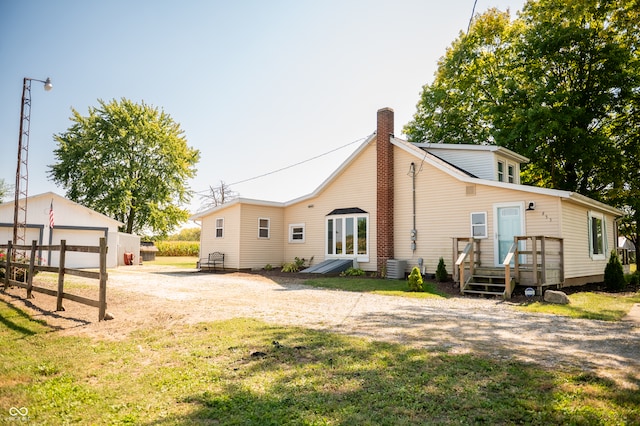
[[195, 134, 369, 194], [467, 0, 478, 33]]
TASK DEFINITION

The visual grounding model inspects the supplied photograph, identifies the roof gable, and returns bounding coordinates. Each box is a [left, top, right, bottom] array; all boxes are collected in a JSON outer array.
[[0, 192, 124, 227]]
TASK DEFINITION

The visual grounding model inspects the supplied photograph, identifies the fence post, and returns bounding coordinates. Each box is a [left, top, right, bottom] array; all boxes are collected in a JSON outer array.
[[3, 241, 11, 289], [56, 240, 66, 311], [26, 240, 37, 299], [99, 237, 107, 321]]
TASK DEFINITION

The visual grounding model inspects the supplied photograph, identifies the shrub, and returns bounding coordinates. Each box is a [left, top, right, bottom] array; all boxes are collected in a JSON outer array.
[[435, 257, 448, 282], [281, 256, 313, 273], [604, 250, 625, 291], [407, 266, 423, 292], [340, 267, 365, 277], [264, 264, 273, 271], [281, 262, 298, 273]]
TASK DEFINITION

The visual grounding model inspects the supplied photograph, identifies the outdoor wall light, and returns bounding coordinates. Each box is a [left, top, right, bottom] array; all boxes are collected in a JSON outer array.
[[526, 201, 536, 211]]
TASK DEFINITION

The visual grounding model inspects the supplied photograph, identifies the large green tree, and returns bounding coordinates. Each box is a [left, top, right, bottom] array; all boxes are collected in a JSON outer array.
[[404, 0, 632, 201], [403, 8, 521, 146], [49, 98, 200, 236], [609, 0, 640, 254]]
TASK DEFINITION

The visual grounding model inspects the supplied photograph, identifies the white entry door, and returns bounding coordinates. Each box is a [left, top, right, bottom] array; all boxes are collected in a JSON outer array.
[[494, 202, 524, 266]]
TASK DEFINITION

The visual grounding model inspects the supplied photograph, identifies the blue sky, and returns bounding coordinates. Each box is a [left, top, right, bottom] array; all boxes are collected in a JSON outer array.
[[0, 0, 525, 215]]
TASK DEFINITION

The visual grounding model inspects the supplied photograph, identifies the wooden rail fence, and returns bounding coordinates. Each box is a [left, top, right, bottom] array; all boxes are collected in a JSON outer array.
[[1, 238, 108, 321]]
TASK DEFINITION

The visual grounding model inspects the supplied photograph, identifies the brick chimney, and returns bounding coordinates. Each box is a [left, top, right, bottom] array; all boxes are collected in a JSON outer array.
[[376, 107, 394, 273]]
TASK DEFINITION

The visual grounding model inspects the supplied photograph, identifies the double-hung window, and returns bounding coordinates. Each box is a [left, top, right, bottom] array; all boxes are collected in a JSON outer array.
[[588, 212, 606, 259], [507, 164, 515, 183], [289, 223, 305, 243], [215, 218, 224, 238], [258, 218, 270, 239], [470, 212, 487, 238]]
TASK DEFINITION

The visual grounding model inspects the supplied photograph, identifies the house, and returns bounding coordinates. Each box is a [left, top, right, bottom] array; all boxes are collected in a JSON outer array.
[[191, 108, 622, 294], [0, 192, 140, 268]]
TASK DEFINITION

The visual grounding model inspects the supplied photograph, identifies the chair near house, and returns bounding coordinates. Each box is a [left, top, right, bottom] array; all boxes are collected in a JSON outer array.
[[199, 252, 225, 272]]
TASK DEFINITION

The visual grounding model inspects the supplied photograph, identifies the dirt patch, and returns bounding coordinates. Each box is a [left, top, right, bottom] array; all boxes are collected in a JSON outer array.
[[1, 266, 639, 388]]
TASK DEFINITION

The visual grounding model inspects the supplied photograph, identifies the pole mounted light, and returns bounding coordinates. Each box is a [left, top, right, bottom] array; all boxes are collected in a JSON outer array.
[[12, 77, 53, 261]]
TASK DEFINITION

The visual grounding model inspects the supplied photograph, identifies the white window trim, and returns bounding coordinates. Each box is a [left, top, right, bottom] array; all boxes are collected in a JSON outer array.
[[588, 211, 607, 260], [325, 214, 369, 262], [289, 223, 305, 243], [507, 163, 515, 183], [215, 218, 224, 239], [258, 217, 270, 239], [497, 161, 505, 182], [470, 212, 488, 239]]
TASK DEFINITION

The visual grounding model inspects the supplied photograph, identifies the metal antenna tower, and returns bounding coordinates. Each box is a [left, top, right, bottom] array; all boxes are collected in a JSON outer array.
[[12, 77, 52, 254]]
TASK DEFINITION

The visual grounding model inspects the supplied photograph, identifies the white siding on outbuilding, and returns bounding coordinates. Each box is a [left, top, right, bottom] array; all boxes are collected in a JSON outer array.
[[0, 192, 138, 268]]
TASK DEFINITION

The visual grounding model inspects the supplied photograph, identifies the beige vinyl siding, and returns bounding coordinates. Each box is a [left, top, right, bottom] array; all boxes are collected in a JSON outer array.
[[561, 200, 615, 280], [394, 149, 476, 273], [199, 204, 241, 269], [393, 148, 564, 275], [284, 141, 378, 271], [238, 204, 284, 270]]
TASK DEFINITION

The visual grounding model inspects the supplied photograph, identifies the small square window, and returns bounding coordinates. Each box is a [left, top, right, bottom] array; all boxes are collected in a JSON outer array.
[[470, 212, 487, 238], [289, 224, 305, 243], [258, 218, 270, 239]]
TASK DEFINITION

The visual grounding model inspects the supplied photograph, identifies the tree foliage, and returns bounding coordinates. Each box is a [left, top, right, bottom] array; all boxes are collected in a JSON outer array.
[[404, 0, 640, 249], [49, 98, 200, 236], [0, 179, 9, 203]]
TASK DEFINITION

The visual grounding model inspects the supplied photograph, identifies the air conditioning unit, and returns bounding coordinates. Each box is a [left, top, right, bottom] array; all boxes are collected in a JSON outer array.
[[386, 259, 407, 280]]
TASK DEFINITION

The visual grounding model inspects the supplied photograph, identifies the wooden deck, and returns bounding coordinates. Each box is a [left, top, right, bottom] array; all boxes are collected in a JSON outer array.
[[454, 236, 564, 299]]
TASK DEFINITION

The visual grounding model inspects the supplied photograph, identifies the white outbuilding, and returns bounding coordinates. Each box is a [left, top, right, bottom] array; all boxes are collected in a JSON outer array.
[[0, 192, 140, 268]]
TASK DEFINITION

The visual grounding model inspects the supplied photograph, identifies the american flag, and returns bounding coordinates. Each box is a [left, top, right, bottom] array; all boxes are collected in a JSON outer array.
[[49, 200, 55, 228]]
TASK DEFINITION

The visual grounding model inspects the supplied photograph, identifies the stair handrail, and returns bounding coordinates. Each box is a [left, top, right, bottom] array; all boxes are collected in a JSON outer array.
[[455, 242, 475, 291], [502, 242, 518, 299]]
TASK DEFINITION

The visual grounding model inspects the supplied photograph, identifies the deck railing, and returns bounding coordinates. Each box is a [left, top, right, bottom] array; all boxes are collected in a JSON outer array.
[[454, 235, 564, 297]]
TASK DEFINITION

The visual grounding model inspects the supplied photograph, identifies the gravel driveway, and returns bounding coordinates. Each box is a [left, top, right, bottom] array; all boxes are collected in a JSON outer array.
[[3, 265, 639, 387]]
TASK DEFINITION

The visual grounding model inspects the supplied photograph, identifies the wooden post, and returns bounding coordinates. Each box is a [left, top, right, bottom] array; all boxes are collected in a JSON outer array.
[[514, 237, 521, 279], [56, 240, 66, 311], [504, 263, 511, 299], [3, 241, 11, 289], [532, 237, 538, 291], [98, 237, 107, 321], [469, 241, 475, 276], [559, 238, 564, 283], [452, 238, 458, 283], [459, 262, 465, 295], [540, 237, 547, 285], [26, 240, 37, 299]]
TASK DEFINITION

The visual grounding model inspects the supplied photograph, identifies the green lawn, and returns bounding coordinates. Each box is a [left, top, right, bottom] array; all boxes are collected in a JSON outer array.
[[1, 301, 638, 425], [517, 291, 640, 321], [303, 276, 450, 299], [145, 256, 199, 268]]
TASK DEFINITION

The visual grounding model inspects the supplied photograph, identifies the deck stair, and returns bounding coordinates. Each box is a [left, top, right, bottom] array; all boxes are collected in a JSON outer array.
[[461, 267, 512, 298]]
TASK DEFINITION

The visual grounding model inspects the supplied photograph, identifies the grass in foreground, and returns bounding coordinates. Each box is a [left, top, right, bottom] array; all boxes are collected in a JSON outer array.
[[1, 301, 638, 425], [518, 291, 640, 321]]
